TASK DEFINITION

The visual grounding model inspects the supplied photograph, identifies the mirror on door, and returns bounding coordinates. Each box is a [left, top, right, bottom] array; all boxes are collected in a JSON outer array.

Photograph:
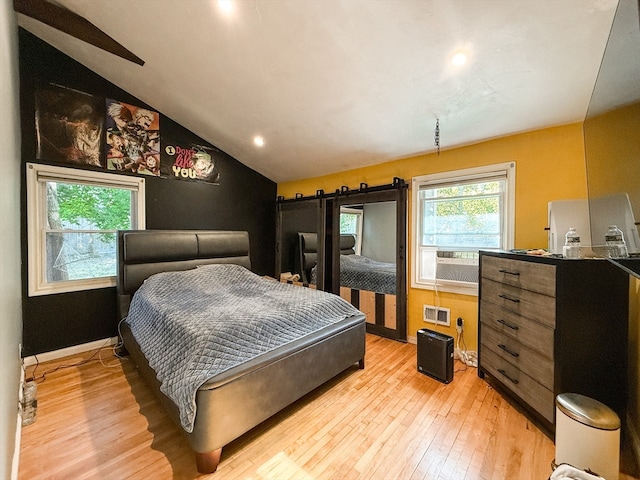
[[332, 187, 407, 342], [337, 202, 397, 296]]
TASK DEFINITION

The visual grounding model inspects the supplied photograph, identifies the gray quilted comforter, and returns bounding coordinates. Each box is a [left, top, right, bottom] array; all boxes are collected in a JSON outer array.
[[312, 255, 396, 295], [125, 264, 362, 432]]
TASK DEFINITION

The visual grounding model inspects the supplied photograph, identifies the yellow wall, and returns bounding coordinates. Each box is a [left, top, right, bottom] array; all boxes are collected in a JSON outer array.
[[278, 123, 588, 346], [584, 102, 640, 214]]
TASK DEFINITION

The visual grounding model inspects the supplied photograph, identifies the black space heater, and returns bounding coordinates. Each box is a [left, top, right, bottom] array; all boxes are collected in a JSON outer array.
[[417, 328, 454, 384]]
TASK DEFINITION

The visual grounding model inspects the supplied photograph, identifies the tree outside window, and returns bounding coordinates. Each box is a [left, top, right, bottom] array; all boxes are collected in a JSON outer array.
[[45, 182, 133, 282]]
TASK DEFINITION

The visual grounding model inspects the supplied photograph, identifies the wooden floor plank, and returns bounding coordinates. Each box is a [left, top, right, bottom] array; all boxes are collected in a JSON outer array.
[[18, 335, 639, 480]]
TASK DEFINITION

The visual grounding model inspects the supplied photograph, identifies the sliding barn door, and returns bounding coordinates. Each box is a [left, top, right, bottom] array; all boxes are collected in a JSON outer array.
[[331, 185, 407, 342], [276, 196, 326, 288]]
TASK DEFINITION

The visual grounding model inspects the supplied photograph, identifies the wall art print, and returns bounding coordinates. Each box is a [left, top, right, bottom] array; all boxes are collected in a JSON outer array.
[[106, 98, 160, 176], [35, 85, 104, 167], [163, 142, 221, 184]]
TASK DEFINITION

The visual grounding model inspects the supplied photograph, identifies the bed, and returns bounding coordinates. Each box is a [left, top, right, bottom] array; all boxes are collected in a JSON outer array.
[[117, 229, 366, 474], [298, 232, 397, 330]]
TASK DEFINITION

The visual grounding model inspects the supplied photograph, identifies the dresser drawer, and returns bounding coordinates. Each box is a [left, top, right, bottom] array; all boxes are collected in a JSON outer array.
[[481, 255, 556, 297], [481, 278, 556, 327], [481, 324, 553, 388], [481, 348, 555, 423], [480, 300, 554, 357]]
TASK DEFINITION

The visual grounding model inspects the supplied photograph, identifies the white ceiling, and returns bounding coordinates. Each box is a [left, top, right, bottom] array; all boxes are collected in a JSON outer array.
[[16, 0, 619, 183]]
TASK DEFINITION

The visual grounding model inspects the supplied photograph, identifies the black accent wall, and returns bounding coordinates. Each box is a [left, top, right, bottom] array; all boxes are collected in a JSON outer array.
[[19, 30, 276, 356]]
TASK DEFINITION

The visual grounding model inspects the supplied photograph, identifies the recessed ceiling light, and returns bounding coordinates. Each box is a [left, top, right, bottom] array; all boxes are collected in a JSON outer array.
[[217, 0, 233, 13], [451, 52, 467, 66], [253, 136, 265, 147]]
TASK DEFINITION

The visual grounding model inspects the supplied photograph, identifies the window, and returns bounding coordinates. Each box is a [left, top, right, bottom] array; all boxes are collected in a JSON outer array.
[[411, 162, 515, 295], [340, 207, 363, 254], [27, 163, 145, 296]]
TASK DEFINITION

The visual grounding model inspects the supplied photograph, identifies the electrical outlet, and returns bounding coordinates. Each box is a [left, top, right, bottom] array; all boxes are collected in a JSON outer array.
[[456, 317, 464, 333], [21, 380, 37, 426]]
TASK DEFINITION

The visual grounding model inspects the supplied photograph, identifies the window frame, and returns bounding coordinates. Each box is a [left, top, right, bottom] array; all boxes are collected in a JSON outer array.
[[411, 162, 515, 296], [339, 206, 363, 254], [26, 162, 146, 297]]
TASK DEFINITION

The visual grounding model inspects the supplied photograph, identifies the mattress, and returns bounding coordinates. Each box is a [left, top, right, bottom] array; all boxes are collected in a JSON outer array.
[[312, 254, 397, 295]]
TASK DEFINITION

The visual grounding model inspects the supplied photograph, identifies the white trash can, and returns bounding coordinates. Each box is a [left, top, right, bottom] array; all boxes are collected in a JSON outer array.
[[555, 393, 620, 480]]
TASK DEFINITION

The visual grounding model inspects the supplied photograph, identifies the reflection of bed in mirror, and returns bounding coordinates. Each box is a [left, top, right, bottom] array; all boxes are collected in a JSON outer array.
[[298, 232, 397, 330]]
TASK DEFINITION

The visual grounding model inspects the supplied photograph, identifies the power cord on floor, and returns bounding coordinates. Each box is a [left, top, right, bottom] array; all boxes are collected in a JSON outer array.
[[27, 338, 127, 384], [454, 317, 478, 369]]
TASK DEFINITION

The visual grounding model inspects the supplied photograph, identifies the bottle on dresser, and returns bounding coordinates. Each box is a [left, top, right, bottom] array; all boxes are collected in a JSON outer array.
[[605, 225, 628, 259], [563, 227, 581, 259]]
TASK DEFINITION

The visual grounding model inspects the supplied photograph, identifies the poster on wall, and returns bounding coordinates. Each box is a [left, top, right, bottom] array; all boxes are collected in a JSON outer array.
[[35, 85, 104, 168], [162, 142, 221, 184], [105, 98, 160, 176]]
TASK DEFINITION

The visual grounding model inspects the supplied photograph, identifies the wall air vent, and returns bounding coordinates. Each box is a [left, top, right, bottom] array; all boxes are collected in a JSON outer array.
[[423, 305, 450, 326]]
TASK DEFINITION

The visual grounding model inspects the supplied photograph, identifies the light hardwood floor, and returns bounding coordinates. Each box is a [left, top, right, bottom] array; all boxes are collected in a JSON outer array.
[[19, 334, 639, 480]]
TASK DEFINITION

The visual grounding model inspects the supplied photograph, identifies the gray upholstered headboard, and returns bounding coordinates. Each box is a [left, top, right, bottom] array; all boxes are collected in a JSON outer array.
[[339, 235, 356, 255], [117, 230, 251, 320], [297, 232, 318, 283], [297, 233, 355, 283]]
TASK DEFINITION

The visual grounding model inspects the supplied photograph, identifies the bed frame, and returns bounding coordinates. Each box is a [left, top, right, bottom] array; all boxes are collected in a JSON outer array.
[[117, 229, 366, 473]]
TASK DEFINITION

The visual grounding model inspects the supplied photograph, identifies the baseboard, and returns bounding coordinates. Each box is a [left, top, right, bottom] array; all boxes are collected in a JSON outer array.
[[407, 334, 416, 345], [12, 356, 24, 480], [22, 337, 118, 367], [11, 411, 21, 480], [626, 413, 640, 470]]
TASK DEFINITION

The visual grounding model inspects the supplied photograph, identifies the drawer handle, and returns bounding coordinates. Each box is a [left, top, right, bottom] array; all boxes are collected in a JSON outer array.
[[498, 269, 520, 276], [497, 319, 519, 330], [498, 344, 519, 357], [497, 368, 519, 385], [498, 294, 520, 303]]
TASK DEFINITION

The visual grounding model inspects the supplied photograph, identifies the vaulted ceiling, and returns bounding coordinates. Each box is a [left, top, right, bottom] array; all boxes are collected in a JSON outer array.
[[15, 0, 619, 183]]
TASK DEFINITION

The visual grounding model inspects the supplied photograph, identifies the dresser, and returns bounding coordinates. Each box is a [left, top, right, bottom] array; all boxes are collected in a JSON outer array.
[[478, 251, 629, 434]]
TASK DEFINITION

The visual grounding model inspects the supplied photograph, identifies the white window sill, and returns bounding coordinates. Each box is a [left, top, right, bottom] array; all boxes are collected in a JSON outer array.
[[28, 276, 116, 297], [410, 279, 478, 297]]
